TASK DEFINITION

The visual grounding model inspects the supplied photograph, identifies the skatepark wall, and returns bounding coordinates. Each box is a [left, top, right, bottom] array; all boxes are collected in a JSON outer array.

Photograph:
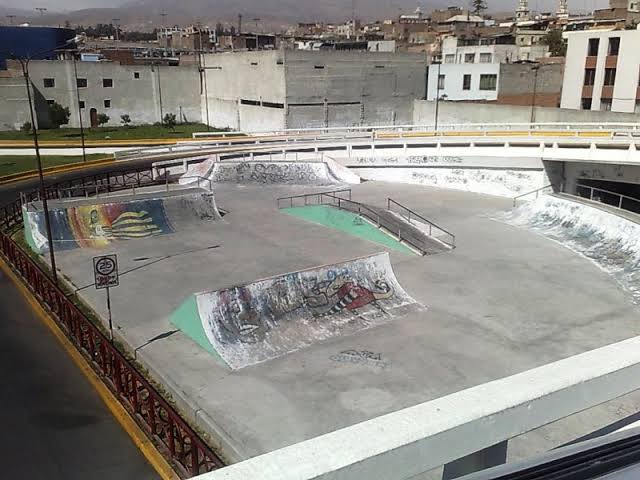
[[171, 252, 420, 369]]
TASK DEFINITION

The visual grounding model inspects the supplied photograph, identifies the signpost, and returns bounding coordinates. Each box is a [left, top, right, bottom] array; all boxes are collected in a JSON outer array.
[[93, 254, 119, 341]]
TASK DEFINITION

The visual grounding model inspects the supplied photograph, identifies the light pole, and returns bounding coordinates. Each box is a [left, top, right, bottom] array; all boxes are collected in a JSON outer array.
[[112, 19, 120, 42], [72, 53, 87, 162], [252, 17, 260, 50], [6, 15, 16, 25], [2, 35, 82, 283], [530, 64, 540, 126], [433, 61, 442, 131]]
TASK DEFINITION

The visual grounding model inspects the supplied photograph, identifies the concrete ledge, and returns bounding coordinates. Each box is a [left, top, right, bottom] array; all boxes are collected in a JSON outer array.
[[196, 335, 640, 480], [0, 157, 115, 186]]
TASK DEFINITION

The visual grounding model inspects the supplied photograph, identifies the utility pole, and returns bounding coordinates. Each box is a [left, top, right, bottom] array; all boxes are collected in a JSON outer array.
[[35, 7, 47, 16], [6, 15, 16, 25], [252, 17, 260, 50], [434, 61, 441, 131], [72, 54, 87, 163], [238, 14, 242, 34], [530, 64, 540, 125], [112, 18, 120, 42]]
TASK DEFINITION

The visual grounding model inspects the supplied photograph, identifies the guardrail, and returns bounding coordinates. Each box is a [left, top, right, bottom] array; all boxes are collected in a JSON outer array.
[[276, 190, 447, 255], [387, 198, 455, 248], [512, 184, 559, 207], [576, 182, 640, 215], [0, 166, 225, 478]]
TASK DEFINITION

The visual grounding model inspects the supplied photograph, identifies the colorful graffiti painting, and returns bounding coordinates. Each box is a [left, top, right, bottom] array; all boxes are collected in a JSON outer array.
[[25, 199, 173, 252]]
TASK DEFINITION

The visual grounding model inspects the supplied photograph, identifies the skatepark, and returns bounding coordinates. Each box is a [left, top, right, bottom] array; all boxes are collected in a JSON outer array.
[[16, 140, 640, 478]]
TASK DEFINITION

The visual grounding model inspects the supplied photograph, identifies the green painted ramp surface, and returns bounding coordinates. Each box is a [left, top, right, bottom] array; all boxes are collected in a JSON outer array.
[[283, 205, 414, 255]]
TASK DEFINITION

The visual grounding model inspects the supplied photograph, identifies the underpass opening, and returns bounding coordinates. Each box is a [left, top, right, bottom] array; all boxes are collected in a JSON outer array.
[[576, 178, 640, 215]]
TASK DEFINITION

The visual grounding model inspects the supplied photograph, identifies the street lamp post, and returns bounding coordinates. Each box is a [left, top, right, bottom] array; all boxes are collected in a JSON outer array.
[[530, 64, 540, 126], [435, 62, 440, 131], [72, 54, 87, 162], [2, 35, 83, 283]]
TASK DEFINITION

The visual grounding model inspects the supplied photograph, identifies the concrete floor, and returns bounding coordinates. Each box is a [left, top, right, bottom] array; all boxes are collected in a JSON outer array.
[[46, 181, 640, 466]]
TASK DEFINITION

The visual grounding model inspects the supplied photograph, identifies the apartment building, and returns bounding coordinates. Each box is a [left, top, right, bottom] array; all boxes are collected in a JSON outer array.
[[560, 27, 640, 113], [440, 33, 547, 64]]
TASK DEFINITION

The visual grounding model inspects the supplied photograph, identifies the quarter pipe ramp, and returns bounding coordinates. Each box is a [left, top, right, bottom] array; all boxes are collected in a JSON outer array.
[[170, 252, 420, 369]]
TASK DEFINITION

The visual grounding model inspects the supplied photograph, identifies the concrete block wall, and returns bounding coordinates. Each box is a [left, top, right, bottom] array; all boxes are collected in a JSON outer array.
[[23, 60, 201, 128], [0, 76, 34, 130]]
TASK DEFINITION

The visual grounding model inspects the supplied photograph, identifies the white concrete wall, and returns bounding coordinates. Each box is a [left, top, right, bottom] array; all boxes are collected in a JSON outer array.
[[25, 60, 201, 128], [413, 99, 640, 125], [427, 64, 500, 101], [561, 29, 640, 113]]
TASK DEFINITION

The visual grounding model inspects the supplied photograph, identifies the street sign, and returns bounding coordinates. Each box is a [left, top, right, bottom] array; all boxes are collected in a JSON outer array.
[[93, 254, 119, 290]]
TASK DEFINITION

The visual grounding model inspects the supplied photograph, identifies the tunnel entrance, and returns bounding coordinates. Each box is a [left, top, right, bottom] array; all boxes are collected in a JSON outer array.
[[576, 179, 640, 215]]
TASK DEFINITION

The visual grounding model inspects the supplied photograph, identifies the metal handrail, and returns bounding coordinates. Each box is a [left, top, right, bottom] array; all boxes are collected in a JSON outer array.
[[178, 175, 214, 192], [576, 183, 640, 211], [387, 198, 455, 247], [276, 189, 352, 209], [512, 184, 558, 207]]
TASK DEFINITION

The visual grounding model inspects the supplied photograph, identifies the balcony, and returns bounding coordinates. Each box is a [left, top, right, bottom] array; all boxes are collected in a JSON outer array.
[[582, 85, 593, 98], [601, 85, 614, 98], [584, 56, 597, 68], [605, 55, 618, 68]]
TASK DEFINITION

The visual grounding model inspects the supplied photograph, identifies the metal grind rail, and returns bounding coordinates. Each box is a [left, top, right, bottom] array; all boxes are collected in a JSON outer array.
[[0, 166, 225, 478], [277, 190, 440, 255], [387, 198, 455, 248], [576, 182, 640, 215]]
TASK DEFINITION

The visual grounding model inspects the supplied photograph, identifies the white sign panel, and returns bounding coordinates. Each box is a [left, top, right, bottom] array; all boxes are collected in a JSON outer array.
[[93, 254, 119, 290]]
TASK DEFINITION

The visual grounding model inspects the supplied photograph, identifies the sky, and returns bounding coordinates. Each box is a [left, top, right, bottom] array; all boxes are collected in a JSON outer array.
[[0, 0, 607, 16]]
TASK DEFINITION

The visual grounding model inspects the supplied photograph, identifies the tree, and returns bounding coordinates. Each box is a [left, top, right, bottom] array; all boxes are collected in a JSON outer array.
[[47, 101, 70, 129], [163, 113, 177, 130], [96, 113, 110, 127], [120, 114, 131, 127], [471, 0, 487, 15], [20, 122, 32, 134], [541, 29, 566, 57]]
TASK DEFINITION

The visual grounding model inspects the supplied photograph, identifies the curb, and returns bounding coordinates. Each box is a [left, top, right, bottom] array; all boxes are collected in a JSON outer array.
[[0, 256, 179, 480], [0, 157, 116, 186]]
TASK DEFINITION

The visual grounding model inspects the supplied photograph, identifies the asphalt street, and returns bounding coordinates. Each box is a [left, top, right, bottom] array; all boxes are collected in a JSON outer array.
[[0, 158, 159, 479]]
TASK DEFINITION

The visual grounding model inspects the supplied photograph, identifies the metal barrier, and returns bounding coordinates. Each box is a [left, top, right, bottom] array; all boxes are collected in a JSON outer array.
[[387, 198, 455, 248], [512, 184, 559, 207], [576, 183, 640, 215], [276, 190, 447, 255], [0, 166, 225, 478]]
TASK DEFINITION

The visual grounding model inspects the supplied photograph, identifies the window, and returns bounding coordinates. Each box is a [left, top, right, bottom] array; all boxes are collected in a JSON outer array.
[[583, 68, 596, 86], [464, 53, 475, 63], [76, 78, 87, 88], [103, 99, 111, 108], [314, 65, 325, 69], [444, 54, 455, 63], [43, 78, 55, 88], [600, 98, 612, 111], [133, 72, 140, 79], [102, 78, 113, 88], [479, 53, 492, 63], [437, 74, 445, 90], [581, 98, 592, 110], [46, 99, 55, 106], [462, 74, 471, 90], [79, 100, 85, 109], [479, 74, 497, 91], [604, 68, 616, 86], [608, 37, 620, 56], [588, 38, 599, 56]]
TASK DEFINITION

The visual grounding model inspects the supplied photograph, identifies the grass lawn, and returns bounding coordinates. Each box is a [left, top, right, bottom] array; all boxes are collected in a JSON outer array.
[[0, 123, 225, 142], [0, 154, 108, 177]]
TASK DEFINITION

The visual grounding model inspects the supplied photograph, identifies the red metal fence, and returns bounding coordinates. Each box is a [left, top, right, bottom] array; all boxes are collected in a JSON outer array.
[[0, 167, 225, 478]]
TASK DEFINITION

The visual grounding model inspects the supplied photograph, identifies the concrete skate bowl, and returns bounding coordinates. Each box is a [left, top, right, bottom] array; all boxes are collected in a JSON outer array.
[[23, 188, 222, 254], [170, 252, 421, 369], [209, 160, 359, 186]]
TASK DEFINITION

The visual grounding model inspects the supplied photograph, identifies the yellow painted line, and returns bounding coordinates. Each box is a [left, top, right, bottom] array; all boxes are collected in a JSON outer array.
[[0, 157, 116, 186], [577, 131, 612, 137], [0, 257, 179, 480]]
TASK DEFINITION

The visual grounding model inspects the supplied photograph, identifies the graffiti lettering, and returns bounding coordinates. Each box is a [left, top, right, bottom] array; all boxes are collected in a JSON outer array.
[[330, 349, 390, 369]]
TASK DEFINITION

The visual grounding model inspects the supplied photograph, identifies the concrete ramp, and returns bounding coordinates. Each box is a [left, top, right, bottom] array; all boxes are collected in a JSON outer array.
[[208, 160, 359, 186], [171, 252, 419, 369], [23, 188, 221, 253]]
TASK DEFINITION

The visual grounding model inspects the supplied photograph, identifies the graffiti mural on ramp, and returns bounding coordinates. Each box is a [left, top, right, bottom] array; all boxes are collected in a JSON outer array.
[[170, 252, 421, 369], [23, 198, 173, 253]]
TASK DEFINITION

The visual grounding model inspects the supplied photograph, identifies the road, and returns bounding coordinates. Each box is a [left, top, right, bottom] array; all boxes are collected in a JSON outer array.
[[0, 159, 159, 479]]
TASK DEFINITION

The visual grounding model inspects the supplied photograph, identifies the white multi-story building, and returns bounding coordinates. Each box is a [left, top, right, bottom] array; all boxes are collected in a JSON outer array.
[[440, 34, 547, 64], [426, 63, 500, 101], [560, 27, 640, 113]]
